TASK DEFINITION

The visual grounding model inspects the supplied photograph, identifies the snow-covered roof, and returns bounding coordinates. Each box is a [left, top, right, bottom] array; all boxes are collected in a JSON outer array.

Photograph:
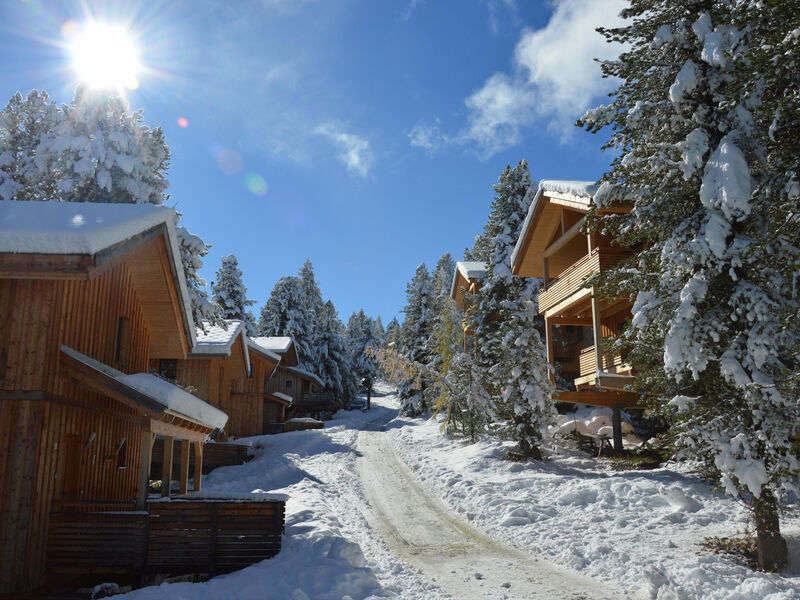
[[246, 337, 282, 363], [0, 200, 197, 349], [285, 365, 324, 387], [450, 261, 487, 299], [511, 180, 596, 273], [457, 261, 487, 280], [192, 320, 251, 376], [61, 345, 227, 431], [266, 391, 293, 405], [250, 336, 293, 354]]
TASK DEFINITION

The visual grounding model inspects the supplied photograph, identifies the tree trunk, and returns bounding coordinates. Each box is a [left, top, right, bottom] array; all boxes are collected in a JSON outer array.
[[367, 382, 372, 410], [754, 489, 788, 571]]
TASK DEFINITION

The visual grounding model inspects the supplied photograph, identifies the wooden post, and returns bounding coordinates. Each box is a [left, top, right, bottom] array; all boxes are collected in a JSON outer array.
[[591, 287, 603, 377], [544, 315, 555, 384], [193, 441, 203, 491], [542, 257, 549, 290], [612, 405, 623, 453], [179, 439, 190, 495], [161, 435, 173, 498], [136, 430, 154, 510]]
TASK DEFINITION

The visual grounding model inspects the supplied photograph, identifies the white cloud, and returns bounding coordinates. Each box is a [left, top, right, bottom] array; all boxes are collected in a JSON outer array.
[[408, 119, 448, 154], [314, 123, 374, 178], [461, 0, 627, 157]]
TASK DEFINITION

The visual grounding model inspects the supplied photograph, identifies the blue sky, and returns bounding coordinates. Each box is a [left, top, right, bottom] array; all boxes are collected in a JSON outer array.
[[0, 0, 626, 324]]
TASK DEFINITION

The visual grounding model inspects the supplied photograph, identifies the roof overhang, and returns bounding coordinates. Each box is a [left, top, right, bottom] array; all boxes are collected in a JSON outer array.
[[61, 345, 226, 439]]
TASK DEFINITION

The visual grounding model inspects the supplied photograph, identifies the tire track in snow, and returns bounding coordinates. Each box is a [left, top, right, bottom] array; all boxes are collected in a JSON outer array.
[[357, 429, 632, 600]]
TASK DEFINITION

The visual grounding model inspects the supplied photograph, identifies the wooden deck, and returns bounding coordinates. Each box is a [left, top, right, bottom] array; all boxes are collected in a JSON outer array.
[[45, 498, 285, 587]]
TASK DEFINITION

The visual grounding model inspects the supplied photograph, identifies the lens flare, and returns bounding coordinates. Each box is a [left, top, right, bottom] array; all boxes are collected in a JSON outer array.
[[244, 173, 269, 196], [177, 117, 189, 128], [69, 22, 141, 90], [216, 149, 243, 175]]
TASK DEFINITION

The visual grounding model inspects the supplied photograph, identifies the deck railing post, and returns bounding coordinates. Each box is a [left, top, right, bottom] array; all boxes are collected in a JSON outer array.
[[161, 436, 173, 498], [193, 441, 203, 491], [136, 430, 154, 510], [612, 405, 623, 453], [179, 440, 190, 494]]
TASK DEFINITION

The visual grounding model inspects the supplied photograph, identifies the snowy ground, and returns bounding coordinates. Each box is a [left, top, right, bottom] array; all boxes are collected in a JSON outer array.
[[386, 397, 800, 600], [116, 384, 800, 600]]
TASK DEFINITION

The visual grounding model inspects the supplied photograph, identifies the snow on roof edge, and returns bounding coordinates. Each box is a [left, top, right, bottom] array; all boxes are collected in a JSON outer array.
[[450, 261, 487, 299], [246, 337, 283, 362], [285, 365, 324, 387]]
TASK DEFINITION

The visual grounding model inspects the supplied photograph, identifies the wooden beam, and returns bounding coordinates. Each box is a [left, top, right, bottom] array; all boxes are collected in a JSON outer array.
[[193, 442, 203, 491], [555, 390, 638, 408], [149, 416, 209, 442], [543, 286, 592, 319], [548, 316, 593, 326], [542, 257, 549, 290], [161, 435, 174, 498], [543, 217, 586, 259], [136, 430, 154, 510], [179, 440, 190, 494]]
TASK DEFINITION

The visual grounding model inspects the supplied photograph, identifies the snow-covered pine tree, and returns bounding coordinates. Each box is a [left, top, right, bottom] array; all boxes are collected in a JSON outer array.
[[298, 259, 324, 371], [346, 310, 380, 409], [398, 263, 436, 415], [258, 276, 315, 365], [439, 352, 492, 442], [371, 315, 385, 348], [317, 300, 358, 408], [211, 254, 257, 335], [0, 87, 219, 328], [469, 160, 552, 456], [384, 317, 401, 346], [580, 0, 800, 570]]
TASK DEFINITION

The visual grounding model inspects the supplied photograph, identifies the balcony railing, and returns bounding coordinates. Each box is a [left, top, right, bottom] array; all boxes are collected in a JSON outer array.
[[578, 345, 627, 378], [538, 249, 635, 315]]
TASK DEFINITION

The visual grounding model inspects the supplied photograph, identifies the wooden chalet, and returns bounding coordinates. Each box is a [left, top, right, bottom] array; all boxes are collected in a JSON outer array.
[[247, 338, 290, 434], [153, 320, 260, 439], [250, 337, 335, 420], [450, 261, 486, 350], [0, 201, 284, 594], [511, 181, 637, 450]]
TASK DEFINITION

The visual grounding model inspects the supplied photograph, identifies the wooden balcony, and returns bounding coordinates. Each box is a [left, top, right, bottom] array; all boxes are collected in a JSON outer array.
[[538, 249, 634, 315], [574, 345, 634, 390], [46, 497, 286, 585]]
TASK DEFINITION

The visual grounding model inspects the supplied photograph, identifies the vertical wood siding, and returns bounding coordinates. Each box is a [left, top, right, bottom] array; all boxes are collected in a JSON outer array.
[[0, 261, 153, 592]]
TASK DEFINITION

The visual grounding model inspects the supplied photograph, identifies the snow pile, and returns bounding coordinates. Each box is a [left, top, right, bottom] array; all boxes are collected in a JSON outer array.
[[387, 406, 800, 600], [116, 373, 228, 431], [0, 200, 176, 255], [116, 393, 452, 600], [551, 406, 639, 445]]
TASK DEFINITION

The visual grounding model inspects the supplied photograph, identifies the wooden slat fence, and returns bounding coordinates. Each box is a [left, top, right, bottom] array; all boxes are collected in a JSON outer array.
[[147, 501, 284, 576], [46, 511, 148, 574], [45, 499, 284, 583]]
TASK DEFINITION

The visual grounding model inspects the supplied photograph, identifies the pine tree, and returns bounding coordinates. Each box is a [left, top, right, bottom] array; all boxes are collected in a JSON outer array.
[[298, 259, 324, 369], [346, 310, 380, 409], [398, 263, 436, 415], [579, 0, 800, 570], [211, 254, 256, 335], [175, 223, 219, 329], [317, 300, 358, 408], [384, 317, 401, 346], [258, 276, 314, 365]]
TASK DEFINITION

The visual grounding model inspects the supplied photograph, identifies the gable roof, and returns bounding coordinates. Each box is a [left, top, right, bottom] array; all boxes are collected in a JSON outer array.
[[450, 261, 487, 307], [285, 365, 324, 388], [0, 200, 197, 354], [250, 336, 298, 367], [246, 337, 282, 363], [511, 180, 596, 278], [191, 320, 251, 377]]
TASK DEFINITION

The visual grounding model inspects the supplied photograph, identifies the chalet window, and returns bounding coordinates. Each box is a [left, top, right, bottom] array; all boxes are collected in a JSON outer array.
[[158, 359, 178, 381], [285, 380, 292, 390], [115, 316, 131, 368], [116, 437, 128, 469]]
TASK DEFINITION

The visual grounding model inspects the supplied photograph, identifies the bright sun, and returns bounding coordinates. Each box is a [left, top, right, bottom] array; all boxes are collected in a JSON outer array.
[[69, 22, 141, 90]]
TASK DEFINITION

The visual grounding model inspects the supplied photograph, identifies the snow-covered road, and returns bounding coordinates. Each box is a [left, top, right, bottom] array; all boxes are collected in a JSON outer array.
[[358, 428, 628, 600]]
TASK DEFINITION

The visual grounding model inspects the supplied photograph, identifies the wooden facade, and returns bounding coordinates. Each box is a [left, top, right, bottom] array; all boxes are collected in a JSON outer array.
[[450, 261, 486, 347], [512, 183, 638, 450], [0, 205, 225, 593]]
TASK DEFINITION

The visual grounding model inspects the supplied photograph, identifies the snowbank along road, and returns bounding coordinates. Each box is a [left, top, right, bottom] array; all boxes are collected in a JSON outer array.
[[357, 427, 633, 600]]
